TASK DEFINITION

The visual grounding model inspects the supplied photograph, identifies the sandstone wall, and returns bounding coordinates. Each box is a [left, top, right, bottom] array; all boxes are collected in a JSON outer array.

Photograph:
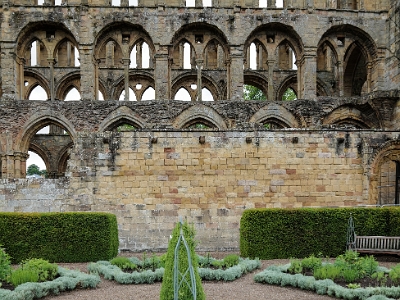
[[1, 130, 394, 251]]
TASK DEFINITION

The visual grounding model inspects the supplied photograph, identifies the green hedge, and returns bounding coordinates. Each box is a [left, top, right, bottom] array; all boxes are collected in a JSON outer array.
[[0, 212, 119, 263], [240, 207, 400, 259]]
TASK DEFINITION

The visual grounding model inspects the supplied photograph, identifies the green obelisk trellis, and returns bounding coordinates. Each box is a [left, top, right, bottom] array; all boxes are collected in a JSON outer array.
[[346, 213, 356, 251], [173, 220, 196, 300]]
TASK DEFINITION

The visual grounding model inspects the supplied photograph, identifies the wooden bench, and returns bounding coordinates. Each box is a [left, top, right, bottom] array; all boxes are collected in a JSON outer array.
[[353, 235, 400, 255]]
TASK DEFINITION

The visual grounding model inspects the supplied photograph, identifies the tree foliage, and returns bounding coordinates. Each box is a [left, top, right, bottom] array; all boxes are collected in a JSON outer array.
[[26, 164, 45, 176], [282, 88, 297, 101], [244, 85, 267, 101]]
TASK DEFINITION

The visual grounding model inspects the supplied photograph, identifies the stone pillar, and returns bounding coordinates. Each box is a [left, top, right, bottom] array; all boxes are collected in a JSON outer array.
[[123, 58, 130, 101], [267, 0, 276, 7], [6, 155, 14, 179], [94, 59, 100, 100], [14, 152, 22, 178], [300, 47, 317, 100], [179, 43, 184, 68], [48, 58, 56, 101], [80, 45, 96, 101], [17, 56, 25, 100], [257, 44, 263, 70], [195, 0, 202, 7], [337, 60, 344, 97], [229, 49, 244, 100], [366, 62, 372, 93], [267, 59, 275, 100], [154, 46, 170, 100], [136, 42, 143, 69], [1, 155, 6, 178], [196, 59, 203, 101]]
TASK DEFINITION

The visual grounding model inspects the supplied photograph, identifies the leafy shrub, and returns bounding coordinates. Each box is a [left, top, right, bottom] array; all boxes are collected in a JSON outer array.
[[110, 257, 136, 270], [301, 254, 322, 271], [313, 264, 341, 281], [159, 222, 205, 300], [288, 259, 303, 274], [0, 245, 11, 281], [0, 212, 118, 263], [21, 258, 58, 282], [222, 254, 239, 268], [10, 268, 39, 287], [389, 265, 400, 285], [372, 271, 388, 287]]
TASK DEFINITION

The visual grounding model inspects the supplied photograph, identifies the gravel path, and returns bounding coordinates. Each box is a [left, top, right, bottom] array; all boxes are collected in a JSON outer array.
[[42, 255, 400, 300]]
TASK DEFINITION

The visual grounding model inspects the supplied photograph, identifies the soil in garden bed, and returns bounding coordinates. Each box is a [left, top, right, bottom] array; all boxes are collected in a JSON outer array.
[[0, 281, 14, 291]]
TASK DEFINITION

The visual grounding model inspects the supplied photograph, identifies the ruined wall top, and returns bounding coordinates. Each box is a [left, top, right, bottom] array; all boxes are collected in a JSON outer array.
[[4, 0, 392, 11]]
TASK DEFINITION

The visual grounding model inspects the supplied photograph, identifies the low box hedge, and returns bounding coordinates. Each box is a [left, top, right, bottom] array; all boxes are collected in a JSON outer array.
[[240, 207, 400, 259], [0, 212, 118, 263]]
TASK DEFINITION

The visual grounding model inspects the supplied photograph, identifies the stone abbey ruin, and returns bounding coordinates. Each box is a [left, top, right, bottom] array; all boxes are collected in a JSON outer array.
[[0, 0, 399, 251]]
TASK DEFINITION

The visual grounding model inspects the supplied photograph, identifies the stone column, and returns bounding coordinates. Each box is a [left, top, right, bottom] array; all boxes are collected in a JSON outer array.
[[14, 152, 22, 178], [123, 58, 130, 101], [267, 59, 275, 100], [300, 47, 317, 100], [79, 45, 96, 101], [17, 56, 25, 100], [1, 155, 6, 178], [196, 59, 203, 101], [154, 46, 170, 100], [337, 60, 344, 96], [267, 0, 276, 7], [195, 0, 202, 7], [136, 42, 143, 69], [48, 58, 56, 101], [94, 58, 100, 100], [229, 49, 244, 100]]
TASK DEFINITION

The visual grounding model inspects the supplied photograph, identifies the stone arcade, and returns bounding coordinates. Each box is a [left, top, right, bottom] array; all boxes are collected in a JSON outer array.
[[0, 0, 399, 251]]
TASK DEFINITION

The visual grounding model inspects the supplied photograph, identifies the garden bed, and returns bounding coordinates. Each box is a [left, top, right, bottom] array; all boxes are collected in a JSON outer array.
[[254, 251, 400, 300]]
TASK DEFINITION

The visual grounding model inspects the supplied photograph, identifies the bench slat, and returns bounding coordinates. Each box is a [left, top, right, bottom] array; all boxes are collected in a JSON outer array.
[[354, 236, 400, 255]]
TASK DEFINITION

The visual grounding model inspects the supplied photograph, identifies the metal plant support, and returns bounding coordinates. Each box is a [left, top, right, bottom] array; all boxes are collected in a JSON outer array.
[[173, 219, 197, 300], [346, 214, 356, 251]]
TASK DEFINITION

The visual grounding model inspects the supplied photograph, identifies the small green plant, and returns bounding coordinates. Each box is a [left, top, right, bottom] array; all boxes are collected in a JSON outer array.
[[371, 271, 387, 287], [211, 260, 224, 269], [341, 268, 359, 283], [21, 258, 58, 282], [301, 254, 322, 271], [313, 264, 341, 281], [110, 256, 137, 270], [9, 268, 39, 287], [389, 264, 400, 285], [0, 245, 12, 282], [222, 254, 239, 268], [288, 259, 303, 274], [346, 283, 361, 289]]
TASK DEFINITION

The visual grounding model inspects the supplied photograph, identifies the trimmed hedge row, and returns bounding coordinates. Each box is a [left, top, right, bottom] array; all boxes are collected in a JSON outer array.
[[0, 212, 119, 263], [240, 207, 400, 259]]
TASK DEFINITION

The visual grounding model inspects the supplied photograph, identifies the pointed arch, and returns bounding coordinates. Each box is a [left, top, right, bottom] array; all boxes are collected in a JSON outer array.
[[98, 106, 147, 132], [174, 87, 192, 101], [16, 114, 77, 154], [172, 104, 228, 129], [250, 103, 300, 128], [28, 85, 48, 100], [322, 106, 377, 129]]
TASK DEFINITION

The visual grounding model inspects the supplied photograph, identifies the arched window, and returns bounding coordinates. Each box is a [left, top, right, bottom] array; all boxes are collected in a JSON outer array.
[[119, 88, 136, 101], [174, 88, 191, 101], [29, 85, 48, 100], [29, 40, 46, 67], [56, 41, 79, 67], [249, 43, 257, 70], [37, 0, 44, 5], [203, 0, 212, 7], [130, 42, 151, 69], [64, 87, 81, 101], [183, 43, 192, 69], [278, 42, 296, 70], [129, 0, 138, 5], [141, 87, 155, 101], [55, 0, 62, 5], [202, 88, 214, 101], [112, 0, 121, 6]]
